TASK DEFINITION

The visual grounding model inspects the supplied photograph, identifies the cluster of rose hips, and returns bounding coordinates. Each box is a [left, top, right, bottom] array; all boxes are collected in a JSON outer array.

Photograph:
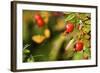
[[65, 22, 83, 52], [34, 13, 84, 52]]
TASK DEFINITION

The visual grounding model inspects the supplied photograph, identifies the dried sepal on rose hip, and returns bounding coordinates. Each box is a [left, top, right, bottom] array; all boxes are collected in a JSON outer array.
[[83, 54, 88, 59]]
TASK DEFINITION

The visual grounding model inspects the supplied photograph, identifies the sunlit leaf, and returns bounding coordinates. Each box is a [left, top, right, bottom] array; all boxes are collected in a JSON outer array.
[[73, 51, 83, 60], [27, 55, 34, 62], [65, 13, 75, 21]]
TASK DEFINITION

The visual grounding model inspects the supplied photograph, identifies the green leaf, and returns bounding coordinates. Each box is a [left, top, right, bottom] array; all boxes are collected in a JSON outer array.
[[84, 34, 90, 40], [85, 20, 91, 25], [82, 25, 90, 34], [65, 13, 75, 22], [83, 39, 90, 48], [79, 13, 90, 21], [23, 44, 31, 49], [83, 47, 91, 58], [27, 56, 34, 62], [76, 19, 81, 25], [33, 55, 46, 61], [32, 25, 46, 35], [73, 51, 83, 60], [23, 49, 30, 54]]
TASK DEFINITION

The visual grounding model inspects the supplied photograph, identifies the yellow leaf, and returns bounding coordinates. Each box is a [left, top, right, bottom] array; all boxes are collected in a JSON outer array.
[[32, 35, 45, 44], [44, 29, 50, 38]]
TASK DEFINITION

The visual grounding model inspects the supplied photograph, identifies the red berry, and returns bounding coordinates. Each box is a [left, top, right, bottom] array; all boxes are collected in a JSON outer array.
[[37, 19, 44, 27], [66, 22, 74, 33], [34, 14, 44, 27], [34, 14, 41, 20], [75, 41, 83, 51]]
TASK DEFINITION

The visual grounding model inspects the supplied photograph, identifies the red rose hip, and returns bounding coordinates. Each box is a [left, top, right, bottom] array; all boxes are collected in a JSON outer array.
[[37, 19, 44, 27], [34, 14, 44, 27], [66, 22, 74, 33], [75, 41, 83, 51]]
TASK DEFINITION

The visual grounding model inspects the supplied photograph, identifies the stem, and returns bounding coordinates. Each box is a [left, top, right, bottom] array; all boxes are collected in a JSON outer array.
[[48, 34, 66, 61], [65, 38, 75, 51]]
